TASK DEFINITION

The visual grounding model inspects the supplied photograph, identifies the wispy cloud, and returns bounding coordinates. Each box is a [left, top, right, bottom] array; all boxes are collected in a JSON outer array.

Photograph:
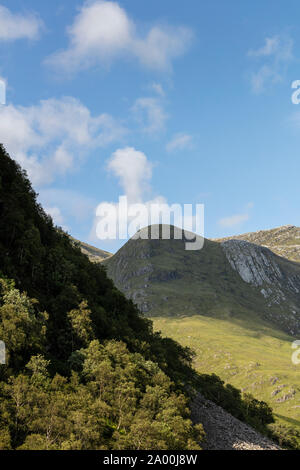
[[247, 35, 293, 93], [45, 0, 193, 73], [0, 5, 43, 41], [166, 133, 193, 153], [44, 206, 69, 231], [151, 82, 165, 97], [132, 97, 168, 134], [0, 96, 126, 186], [219, 213, 249, 228], [0, 76, 6, 105], [218, 203, 253, 228]]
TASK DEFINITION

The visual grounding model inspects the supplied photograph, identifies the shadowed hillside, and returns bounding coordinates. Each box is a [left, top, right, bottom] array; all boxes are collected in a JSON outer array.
[[0, 146, 281, 450], [104, 225, 300, 336]]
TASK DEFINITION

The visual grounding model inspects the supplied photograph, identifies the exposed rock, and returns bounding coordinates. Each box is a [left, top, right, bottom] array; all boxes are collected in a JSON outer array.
[[275, 390, 296, 403], [221, 240, 298, 293], [271, 385, 287, 397], [214, 225, 300, 263], [221, 239, 300, 332], [191, 392, 280, 450], [102, 224, 300, 335]]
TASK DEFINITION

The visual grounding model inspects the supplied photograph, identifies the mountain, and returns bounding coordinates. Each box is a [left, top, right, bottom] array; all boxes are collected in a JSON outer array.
[[214, 225, 300, 263], [102, 224, 300, 445], [103, 224, 300, 336], [71, 237, 112, 263], [0, 145, 207, 450], [0, 145, 285, 450]]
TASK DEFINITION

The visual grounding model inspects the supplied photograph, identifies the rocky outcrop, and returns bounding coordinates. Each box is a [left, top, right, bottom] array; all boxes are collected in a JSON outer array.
[[222, 240, 285, 288], [221, 239, 300, 333], [221, 239, 300, 296], [215, 225, 300, 263], [73, 237, 112, 263], [102, 224, 300, 335], [191, 393, 280, 450]]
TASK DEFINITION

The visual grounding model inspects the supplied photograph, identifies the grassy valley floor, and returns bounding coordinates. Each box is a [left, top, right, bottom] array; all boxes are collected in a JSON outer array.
[[152, 315, 300, 433]]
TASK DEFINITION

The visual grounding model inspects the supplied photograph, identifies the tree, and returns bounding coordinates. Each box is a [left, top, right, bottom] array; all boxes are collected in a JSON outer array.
[[68, 301, 94, 349], [0, 279, 48, 369]]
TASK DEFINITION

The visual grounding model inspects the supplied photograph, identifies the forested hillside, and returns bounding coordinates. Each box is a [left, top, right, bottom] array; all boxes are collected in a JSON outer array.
[[0, 145, 278, 450], [0, 144, 204, 449]]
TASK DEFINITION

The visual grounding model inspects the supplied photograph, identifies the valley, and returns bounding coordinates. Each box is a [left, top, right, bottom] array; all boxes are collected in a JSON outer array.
[[96, 224, 300, 444], [152, 315, 300, 433]]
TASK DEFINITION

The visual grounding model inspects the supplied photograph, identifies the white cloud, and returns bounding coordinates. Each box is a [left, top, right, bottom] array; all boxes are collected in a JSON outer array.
[[248, 35, 293, 93], [45, 206, 65, 226], [166, 133, 193, 153], [132, 97, 168, 134], [250, 65, 280, 94], [248, 36, 293, 60], [0, 5, 42, 41], [91, 146, 204, 247], [218, 202, 254, 229], [0, 96, 126, 186], [46, 0, 192, 73], [91, 146, 154, 244], [219, 213, 249, 228], [107, 147, 152, 203], [133, 24, 192, 71], [248, 37, 280, 58], [0, 76, 6, 104], [151, 82, 165, 97]]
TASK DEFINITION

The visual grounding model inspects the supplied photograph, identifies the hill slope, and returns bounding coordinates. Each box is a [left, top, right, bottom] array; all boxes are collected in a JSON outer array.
[[71, 237, 112, 263], [191, 392, 280, 450], [0, 145, 206, 450], [214, 225, 300, 263], [104, 225, 300, 336], [103, 224, 300, 442], [153, 314, 300, 443], [1, 146, 286, 450]]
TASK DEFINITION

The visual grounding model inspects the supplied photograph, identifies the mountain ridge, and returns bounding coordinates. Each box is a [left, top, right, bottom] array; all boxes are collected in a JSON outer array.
[[102, 224, 300, 336], [70, 236, 112, 263], [213, 225, 300, 263]]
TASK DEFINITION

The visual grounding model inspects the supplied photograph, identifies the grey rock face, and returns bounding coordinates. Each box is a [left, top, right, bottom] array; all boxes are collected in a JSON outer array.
[[222, 240, 283, 287], [191, 392, 280, 450], [222, 239, 300, 300], [214, 224, 300, 263], [221, 239, 300, 333]]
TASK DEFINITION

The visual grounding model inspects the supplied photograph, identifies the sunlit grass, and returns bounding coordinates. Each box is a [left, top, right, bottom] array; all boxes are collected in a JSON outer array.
[[152, 315, 300, 429]]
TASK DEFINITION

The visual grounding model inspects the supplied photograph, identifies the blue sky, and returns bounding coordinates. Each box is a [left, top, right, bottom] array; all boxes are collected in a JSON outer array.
[[0, 0, 300, 252]]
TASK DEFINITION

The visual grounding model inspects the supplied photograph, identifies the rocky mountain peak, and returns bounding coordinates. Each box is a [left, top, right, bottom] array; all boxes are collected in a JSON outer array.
[[214, 225, 300, 263]]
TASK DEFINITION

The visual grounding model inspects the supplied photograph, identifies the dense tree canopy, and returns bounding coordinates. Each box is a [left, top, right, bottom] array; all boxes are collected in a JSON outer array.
[[0, 145, 279, 449], [0, 145, 203, 449], [0, 144, 195, 384]]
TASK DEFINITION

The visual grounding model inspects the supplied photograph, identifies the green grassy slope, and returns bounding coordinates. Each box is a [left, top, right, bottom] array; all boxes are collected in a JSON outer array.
[[103, 225, 300, 441], [104, 225, 300, 335], [153, 314, 300, 433]]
